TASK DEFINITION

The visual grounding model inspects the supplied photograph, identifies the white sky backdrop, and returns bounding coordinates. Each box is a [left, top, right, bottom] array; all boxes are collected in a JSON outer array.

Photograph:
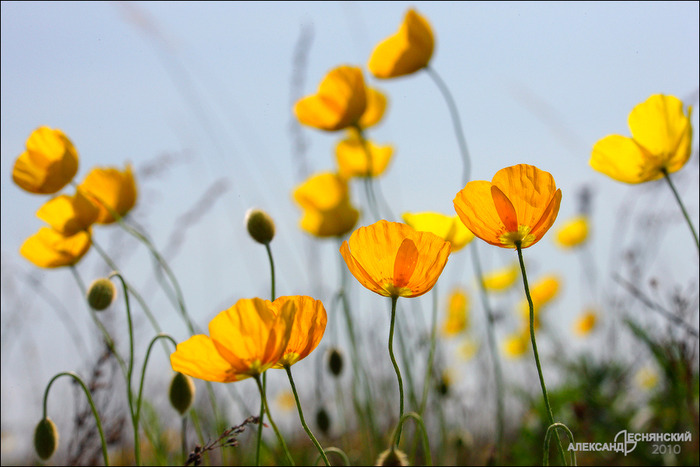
[[1, 1, 698, 459]]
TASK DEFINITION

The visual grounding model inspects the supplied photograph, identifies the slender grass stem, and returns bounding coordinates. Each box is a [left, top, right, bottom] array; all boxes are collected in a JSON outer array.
[[543, 423, 577, 466], [254, 374, 295, 466], [662, 168, 699, 254], [265, 243, 276, 301], [42, 372, 109, 466], [388, 295, 405, 446], [285, 366, 330, 466], [516, 243, 566, 465], [320, 447, 351, 466], [392, 412, 433, 466], [419, 285, 439, 415]]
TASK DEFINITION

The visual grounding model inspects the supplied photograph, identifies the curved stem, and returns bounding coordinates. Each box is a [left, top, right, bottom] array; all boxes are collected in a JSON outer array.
[[254, 374, 295, 466], [42, 371, 109, 466], [256, 373, 266, 466], [265, 243, 276, 301], [391, 412, 432, 466], [516, 244, 566, 465], [543, 422, 577, 466], [424, 66, 471, 185], [388, 295, 405, 446], [320, 447, 351, 466], [285, 366, 330, 466], [135, 334, 178, 428], [662, 169, 699, 254]]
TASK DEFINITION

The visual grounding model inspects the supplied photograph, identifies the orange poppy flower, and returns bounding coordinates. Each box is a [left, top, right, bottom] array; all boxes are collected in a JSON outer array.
[[368, 9, 434, 79], [402, 211, 474, 252], [170, 298, 296, 383], [293, 172, 359, 238], [453, 164, 562, 249], [441, 287, 469, 336], [272, 296, 327, 368], [335, 130, 394, 178], [294, 65, 367, 132], [359, 86, 389, 129], [340, 220, 451, 298], [12, 126, 79, 195], [36, 191, 99, 236], [78, 164, 137, 224], [20, 227, 91, 268]]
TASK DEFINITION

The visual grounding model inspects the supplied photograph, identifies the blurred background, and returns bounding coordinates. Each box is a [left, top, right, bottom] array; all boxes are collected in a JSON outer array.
[[1, 1, 698, 464]]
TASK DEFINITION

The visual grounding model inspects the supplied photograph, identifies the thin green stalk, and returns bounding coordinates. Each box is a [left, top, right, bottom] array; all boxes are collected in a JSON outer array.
[[181, 416, 188, 463], [319, 447, 351, 466], [388, 295, 405, 446], [396, 317, 419, 412], [254, 374, 295, 466], [256, 242, 276, 465], [419, 285, 439, 415], [109, 272, 140, 466], [285, 366, 330, 466], [470, 243, 505, 461], [662, 168, 699, 253], [543, 423, 577, 466], [265, 243, 276, 301], [424, 66, 471, 185], [42, 372, 109, 466], [135, 334, 178, 431], [391, 412, 432, 466], [516, 243, 566, 465]]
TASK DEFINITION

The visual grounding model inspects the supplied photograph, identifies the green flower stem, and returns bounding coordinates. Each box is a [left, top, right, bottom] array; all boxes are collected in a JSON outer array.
[[391, 412, 433, 466], [543, 422, 577, 466], [181, 416, 188, 463], [284, 366, 330, 466], [255, 373, 266, 466], [396, 317, 419, 411], [355, 125, 394, 221], [388, 295, 405, 446], [319, 447, 351, 466], [662, 169, 699, 253], [42, 371, 109, 466], [470, 243, 505, 461], [135, 333, 178, 435], [516, 243, 566, 465], [265, 243, 276, 301], [419, 285, 439, 415], [424, 66, 471, 185], [253, 374, 295, 466], [108, 272, 140, 466]]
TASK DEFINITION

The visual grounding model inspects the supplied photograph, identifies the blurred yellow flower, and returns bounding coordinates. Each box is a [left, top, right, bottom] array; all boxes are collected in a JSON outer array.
[[293, 172, 360, 238], [517, 275, 561, 317], [441, 288, 469, 336], [590, 94, 693, 183], [272, 296, 327, 368], [170, 298, 295, 383], [454, 164, 562, 249], [402, 212, 475, 253], [573, 310, 597, 336], [503, 331, 529, 358], [359, 87, 388, 129], [368, 9, 434, 79], [294, 65, 367, 132], [481, 263, 519, 292], [78, 164, 137, 224], [12, 126, 79, 194], [275, 390, 297, 412], [36, 192, 99, 236], [20, 227, 91, 268], [457, 338, 479, 361], [340, 220, 451, 298], [635, 366, 659, 390], [336, 131, 394, 179], [555, 216, 589, 249]]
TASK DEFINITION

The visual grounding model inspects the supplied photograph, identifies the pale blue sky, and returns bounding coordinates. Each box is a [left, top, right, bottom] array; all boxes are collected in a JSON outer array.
[[2, 1, 698, 459]]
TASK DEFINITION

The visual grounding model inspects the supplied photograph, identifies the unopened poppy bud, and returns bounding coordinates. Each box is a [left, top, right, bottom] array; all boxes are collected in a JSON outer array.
[[87, 278, 116, 311], [316, 407, 331, 434], [34, 417, 58, 460], [245, 208, 275, 244], [327, 348, 344, 377], [169, 372, 195, 415], [375, 447, 409, 466]]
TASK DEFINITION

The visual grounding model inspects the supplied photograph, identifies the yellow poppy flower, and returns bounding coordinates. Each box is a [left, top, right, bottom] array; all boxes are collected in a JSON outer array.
[[368, 9, 434, 79], [335, 130, 394, 178], [441, 288, 469, 336], [517, 274, 560, 318], [293, 172, 360, 238], [36, 192, 99, 236], [275, 390, 297, 412], [573, 309, 597, 336], [294, 65, 367, 132], [481, 263, 519, 292], [12, 126, 79, 194], [453, 164, 562, 249], [359, 87, 389, 129], [503, 331, 529, 358], [272, 296, 327, 368], [590, 94, 693, 183], [555, 215, 589, 249], [457, 338, 479, 361], [78, 164, 137, 224], [402, 212, 475, 252], [170, 298, 296, 383], [20, 227, 91, 268], [340, 220, 451, 298]]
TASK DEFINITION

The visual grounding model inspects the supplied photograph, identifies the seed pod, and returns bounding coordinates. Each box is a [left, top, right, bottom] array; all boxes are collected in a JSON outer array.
[[327, 347, 344, 377], [169, 372, 195, 415], [87, 278, 116, 311], [34, 417, 59, 460], [316, 407, 331, 435], [245, 208, 275, 245]]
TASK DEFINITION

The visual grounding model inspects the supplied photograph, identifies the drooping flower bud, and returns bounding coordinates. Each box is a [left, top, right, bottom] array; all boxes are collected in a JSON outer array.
[[327, 347, 344, 377], [316, 407, 331, 435], [34, 417, 59, 460], [169, 372, 195, 415], [87, 278, 116, 311], [375, 447, 409, 466], [245, 208, 275, 245]]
